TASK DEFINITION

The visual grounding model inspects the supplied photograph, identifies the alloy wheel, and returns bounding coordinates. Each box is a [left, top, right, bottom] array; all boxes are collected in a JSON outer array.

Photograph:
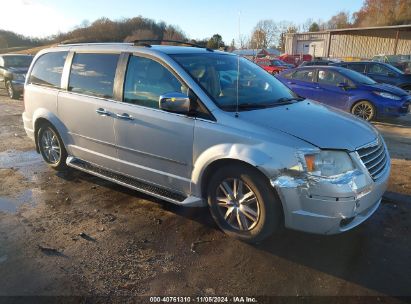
[[352, 101, 374, 121], [216, 178, 260, 231], [40, 128, 61, 164]]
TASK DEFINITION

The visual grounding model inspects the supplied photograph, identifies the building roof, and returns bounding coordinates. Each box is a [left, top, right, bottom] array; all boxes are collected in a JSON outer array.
[[286, 24, 411, 36], [233, 48, 281, 56]]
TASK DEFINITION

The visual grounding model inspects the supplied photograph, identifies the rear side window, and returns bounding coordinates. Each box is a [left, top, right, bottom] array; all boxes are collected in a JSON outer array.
[[347, 64, 366, 73], [69, 53, 119, 99], [292, 70, 314, 82], [29, 52, 68, 88]]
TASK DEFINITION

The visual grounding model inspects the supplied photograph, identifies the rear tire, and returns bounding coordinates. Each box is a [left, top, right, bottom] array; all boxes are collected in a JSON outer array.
[[37, 123, 68, 171], [351, 100, 376, 121], [206, 165, 282, 243], [5, 80, 19, 100]]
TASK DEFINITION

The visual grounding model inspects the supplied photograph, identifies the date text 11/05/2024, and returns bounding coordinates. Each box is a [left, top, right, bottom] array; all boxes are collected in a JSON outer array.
[[149, 296, 258, 303]]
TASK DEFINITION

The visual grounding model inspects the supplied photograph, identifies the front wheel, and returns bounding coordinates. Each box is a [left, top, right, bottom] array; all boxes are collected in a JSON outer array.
[[5, 80, 19, 100], [37, 123, 68, 171], [206, 165, 282, 243], [351, 100, 376, 121]]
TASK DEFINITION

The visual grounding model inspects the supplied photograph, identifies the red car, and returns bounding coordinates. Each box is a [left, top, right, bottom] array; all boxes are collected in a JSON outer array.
[[278, 54, 313, 67], [254, 58, 289, 74]]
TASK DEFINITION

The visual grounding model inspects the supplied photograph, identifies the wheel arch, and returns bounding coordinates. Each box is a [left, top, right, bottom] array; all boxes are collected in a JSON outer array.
[[33, 109, 70, 153], [199, 158, 285, 228]]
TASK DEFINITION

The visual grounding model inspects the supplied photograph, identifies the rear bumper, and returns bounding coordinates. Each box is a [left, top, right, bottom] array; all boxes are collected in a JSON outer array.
[[22, 111, 35, 141], [272, 153, 390, 235]]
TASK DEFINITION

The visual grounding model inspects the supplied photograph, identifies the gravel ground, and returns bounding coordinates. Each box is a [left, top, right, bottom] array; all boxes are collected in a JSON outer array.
[[0, 89, 410, 302]]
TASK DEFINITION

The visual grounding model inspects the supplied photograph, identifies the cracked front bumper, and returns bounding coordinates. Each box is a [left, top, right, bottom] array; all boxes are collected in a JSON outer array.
[[271, 158, 390, 235]]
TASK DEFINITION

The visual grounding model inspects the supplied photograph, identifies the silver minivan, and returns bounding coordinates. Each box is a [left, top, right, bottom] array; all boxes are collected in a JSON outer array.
[[22, 42, 390, 242]]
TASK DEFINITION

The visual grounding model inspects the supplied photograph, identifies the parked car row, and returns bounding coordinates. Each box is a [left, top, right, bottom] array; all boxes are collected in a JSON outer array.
[[277, 66, 411, 121]]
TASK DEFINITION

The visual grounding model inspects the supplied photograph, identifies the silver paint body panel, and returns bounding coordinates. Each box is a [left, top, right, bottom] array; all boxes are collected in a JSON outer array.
[[22, 43, 390, 234]]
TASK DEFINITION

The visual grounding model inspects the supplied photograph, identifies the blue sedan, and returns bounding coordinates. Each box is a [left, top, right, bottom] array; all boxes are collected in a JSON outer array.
[[277, 66, 411, 121]]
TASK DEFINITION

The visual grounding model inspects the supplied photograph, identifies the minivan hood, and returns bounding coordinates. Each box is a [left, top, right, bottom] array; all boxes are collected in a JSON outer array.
[[238, 100, 378, 151], [366, 83, 408, 96]]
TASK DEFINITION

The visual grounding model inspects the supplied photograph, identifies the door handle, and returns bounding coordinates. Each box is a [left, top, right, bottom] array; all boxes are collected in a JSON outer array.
[[96, 108, 111, 116], [287, 81, 295, 85], [116, 113, 134, 120]]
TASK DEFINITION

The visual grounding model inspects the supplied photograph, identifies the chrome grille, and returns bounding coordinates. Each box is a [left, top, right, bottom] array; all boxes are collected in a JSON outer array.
[[357, 138, 388, 181]]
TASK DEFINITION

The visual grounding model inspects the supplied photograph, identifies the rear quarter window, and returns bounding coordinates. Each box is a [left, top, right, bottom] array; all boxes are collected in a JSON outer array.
[[29, 51, 68, 88], [68, 53, 119, 99]]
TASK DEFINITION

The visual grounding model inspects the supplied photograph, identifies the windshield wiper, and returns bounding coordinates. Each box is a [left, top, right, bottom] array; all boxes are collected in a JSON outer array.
[[274, 97, 305, 104], [220, 97, 305, 111]]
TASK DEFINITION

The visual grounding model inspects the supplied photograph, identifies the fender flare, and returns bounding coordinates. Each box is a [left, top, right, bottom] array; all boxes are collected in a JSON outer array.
[[191, 143, 276, 196], [32, 108, 70, 151]]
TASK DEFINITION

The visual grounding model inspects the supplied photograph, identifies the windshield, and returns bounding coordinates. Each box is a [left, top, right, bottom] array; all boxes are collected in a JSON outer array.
[[385, 63, 404, 75], [3, 56, 33, 68], [339, 68, 377, 85], [171, 53, 297, 111]]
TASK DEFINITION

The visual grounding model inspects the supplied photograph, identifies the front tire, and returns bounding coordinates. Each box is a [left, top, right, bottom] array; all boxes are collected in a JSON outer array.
[[351, 100, 376, 121], [37, 123, 68, 171], [5, 80, 19, 100], [206, 165, 282, 243]]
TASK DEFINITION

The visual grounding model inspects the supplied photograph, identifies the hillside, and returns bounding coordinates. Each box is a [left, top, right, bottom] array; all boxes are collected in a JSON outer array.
[[1, 16, 188, 55]]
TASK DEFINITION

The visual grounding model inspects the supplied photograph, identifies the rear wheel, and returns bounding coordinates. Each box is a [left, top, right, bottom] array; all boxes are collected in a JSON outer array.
[[206, 165, 282, 243], [5, 80, 19, 100], [351, 100, 376, 121], [37, 123, 67, 171]]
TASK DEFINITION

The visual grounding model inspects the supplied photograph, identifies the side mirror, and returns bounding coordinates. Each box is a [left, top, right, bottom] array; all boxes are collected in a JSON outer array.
[[159, 92, 190, 114]]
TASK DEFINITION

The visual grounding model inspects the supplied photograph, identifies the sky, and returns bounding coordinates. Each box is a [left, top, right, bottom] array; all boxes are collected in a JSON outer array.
[[0, 0, 364, 42]]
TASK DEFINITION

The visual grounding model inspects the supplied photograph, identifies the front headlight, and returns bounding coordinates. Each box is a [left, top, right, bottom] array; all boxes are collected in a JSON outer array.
[[302, 150, 355, 177], [373, 91, 401, 100], [13, 73, 26, 81]]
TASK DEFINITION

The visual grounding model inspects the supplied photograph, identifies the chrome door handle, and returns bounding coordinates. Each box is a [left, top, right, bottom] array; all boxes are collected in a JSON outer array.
[[96, 108, 111, 116], [116, 113, 134, 120]]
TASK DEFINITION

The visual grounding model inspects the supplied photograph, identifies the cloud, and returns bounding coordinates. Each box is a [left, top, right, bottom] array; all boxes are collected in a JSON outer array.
[[0, 0, 77, 37]]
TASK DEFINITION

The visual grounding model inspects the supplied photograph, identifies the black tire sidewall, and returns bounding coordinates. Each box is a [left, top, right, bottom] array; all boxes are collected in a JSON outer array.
[[207, 165, 281, 243], [5, 81, 15, 99], [37, 124, 68, 170]]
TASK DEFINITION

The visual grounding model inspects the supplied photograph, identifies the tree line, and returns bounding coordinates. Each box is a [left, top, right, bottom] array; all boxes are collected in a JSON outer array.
[[0, 0, 410, 51]]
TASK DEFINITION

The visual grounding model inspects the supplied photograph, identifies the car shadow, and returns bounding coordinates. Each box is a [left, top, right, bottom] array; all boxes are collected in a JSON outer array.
[[374, 115, 411, 128]]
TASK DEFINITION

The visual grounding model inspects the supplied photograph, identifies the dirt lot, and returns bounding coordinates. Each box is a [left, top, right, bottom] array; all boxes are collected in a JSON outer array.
[[0, 89, 410, 302]]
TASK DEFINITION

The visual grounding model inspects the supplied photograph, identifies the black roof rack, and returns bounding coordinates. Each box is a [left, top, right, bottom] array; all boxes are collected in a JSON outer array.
[[133, 39, 214, 51]]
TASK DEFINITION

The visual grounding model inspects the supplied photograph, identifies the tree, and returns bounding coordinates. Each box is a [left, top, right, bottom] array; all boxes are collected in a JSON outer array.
[[327, 11, 352, 29], [250, 20, 278, 49], [353, 0, 411, 27], [207, 34, 224, 49], [237, 34, 249, 49], [277, 21, 298, 52], [309, 22, 320, 32]]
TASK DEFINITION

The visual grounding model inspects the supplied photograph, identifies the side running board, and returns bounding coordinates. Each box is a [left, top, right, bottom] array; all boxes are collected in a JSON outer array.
[[66, 156, 204, 207]]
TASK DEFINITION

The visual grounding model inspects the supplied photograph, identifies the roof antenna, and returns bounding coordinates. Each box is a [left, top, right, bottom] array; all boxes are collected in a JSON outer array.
[[235, 11, 241, 118]]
